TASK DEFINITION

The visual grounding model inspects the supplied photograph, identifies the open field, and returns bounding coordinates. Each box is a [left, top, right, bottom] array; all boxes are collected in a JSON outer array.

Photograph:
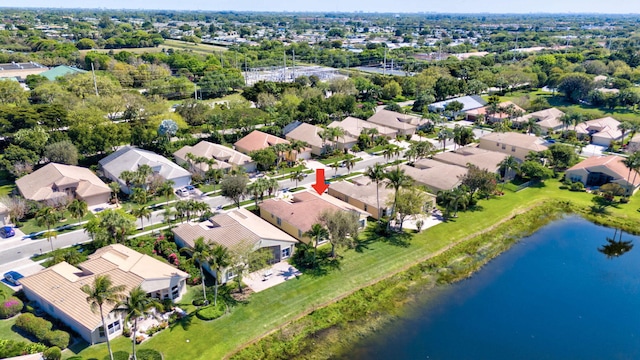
[[64, 178, 640, 360], [79, 39, 228, 56]]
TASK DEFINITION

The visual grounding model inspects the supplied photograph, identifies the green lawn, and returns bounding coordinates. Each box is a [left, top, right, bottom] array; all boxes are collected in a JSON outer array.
[[0, 284, 33, 343], [162, 39, 228, 54], [18, 212, 96, 236], [64, 178, 640, 360]]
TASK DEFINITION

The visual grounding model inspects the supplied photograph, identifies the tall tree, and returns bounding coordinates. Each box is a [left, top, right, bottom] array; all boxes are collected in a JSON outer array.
[[80, 275, 126, 360], [220, 175, 248, 208], [131, 206, 152, 230], [67, 199, 88, 227], [365, 164, 386, 219], [35, 206, 60, 252], [498, 156, 519, 192], [180, 237, 212, 305], [112, 286, 160, 360], [208, 244, 231, 306], [318, 209, 361, 258], [304, 223, 329, 262], [384, 166, 413, 219]]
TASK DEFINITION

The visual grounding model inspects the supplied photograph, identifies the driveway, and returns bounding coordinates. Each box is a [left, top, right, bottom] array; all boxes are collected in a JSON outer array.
[[244, 261, 302, 293], [581, 144, 607, 157]]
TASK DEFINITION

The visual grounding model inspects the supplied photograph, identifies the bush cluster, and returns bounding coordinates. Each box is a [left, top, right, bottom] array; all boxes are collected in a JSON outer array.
[[43, 346, 61, 360], [0, 297, 23, 318], [105, 351, 129, 360], [145, 321, 168, 336], [0, 339, 47, 359], [136, 349, 163, 360], [195, 303, 225, 321], [14, 313, 70, 349]]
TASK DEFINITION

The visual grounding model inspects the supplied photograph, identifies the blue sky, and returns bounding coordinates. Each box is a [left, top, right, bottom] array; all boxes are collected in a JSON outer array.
[[9, 0, 640, 14]]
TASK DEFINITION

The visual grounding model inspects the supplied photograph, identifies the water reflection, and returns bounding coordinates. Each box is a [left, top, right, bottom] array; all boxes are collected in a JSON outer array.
[[598, 228, 633, 259]]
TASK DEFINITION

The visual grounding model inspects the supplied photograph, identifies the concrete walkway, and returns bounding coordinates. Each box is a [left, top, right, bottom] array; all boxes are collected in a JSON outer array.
[[244, 261, 302, 293]]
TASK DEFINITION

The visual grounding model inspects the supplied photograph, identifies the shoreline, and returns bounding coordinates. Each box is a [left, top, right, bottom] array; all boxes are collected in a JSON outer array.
[[229, 200, 577, 359]]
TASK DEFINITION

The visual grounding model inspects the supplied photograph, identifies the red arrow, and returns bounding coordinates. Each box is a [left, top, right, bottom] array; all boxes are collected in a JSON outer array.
[[311, 168, 329, 195]]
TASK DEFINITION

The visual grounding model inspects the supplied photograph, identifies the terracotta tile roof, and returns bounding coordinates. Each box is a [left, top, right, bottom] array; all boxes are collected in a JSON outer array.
[[259, 191, 366, 234], [514, 107, 565, 129], [20, 245, 188, 332], [400, 162, 467, 192], [16, 163, 110, 202], [172, 208, 298, 249], [285, 123, 326, 148], [234, 130, 289, 154], [367, 110, 419, 131], [568, 155, 640, 186], [328, 116, 397, 138], [328, 179, 395, 209]]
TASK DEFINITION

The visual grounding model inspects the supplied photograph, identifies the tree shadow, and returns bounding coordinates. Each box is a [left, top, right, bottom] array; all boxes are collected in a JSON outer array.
[[353, 236, 375, 253], [599, 228, 634, 259], [363, 221, 412, 248], [168, 313, 194, 332]]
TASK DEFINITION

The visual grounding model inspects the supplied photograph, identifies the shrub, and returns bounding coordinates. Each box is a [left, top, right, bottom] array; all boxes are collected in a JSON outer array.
[[122, 324, 131, 338], [192, 299, 205, 306], [44, 330, 70, 349], [66, 357, 85, 360], [106, 351, 129, 360], [43, 346, 62, 360], [0, 297, 23, 319], [15, 313, 52, 340], [570, 182, 585, 192], [620, 196, 630, 204], [196, 303, 225, 321], [136, 349, 163, 360], [0, 339, 47, 358]]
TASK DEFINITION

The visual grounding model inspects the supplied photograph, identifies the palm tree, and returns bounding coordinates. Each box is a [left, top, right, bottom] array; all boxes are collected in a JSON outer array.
[[366, 164, 386, 220], [382, 144, 400, 162], [287, 140, 308, 165], [247, 178, 267, 208], [180, 237, 211, 305], [437, 128, 454, 153], [498, 156, 520, 192], [622, 151, 640, 195], [208, 244, 231, 306], [344, 156, 356, 174], [112, 286, 160, 360], [157, 180, 176, 207], [618, 121, 633, 146], [67, 199, 88, 226], [81, 275, 126, 360], [265, 178, 279, 197], [525, 117, 541, 135], [364, 127, 379, 146], [304, 223, 329, 262], [119, 170, 136, 193], [291, 169, 305, 188], [35, 206, 60, 252], [131, 206, 152, 230], [559, 113, 573, 135], [385, 166, 413, 220], [272, 143, 290, 170], [331, 161, 340, 176], [131, 188, 149, 205], [109, 182, 121, 207]]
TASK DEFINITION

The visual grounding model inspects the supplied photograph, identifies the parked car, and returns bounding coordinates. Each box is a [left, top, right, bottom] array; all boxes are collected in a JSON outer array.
[[4, 271, 23, 286], [0, 226, 15, 238], [176, 189, 188, 197], [185, 185, 196, 194]]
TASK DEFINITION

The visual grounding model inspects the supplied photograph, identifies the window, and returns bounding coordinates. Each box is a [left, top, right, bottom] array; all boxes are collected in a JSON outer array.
[[364, 204, 368, 212], [345, 196, 349, 202], [298, 229, 302, 238], [107, 320, 121, 335], [172, 285, 180, 299], [276, 217, 282, 226], [501, 144, 506, 150], [282, 247, 291, 259], [511, 146, 516, 152], [496, 143, 500, 147], [270, 213, 274, 219], [227, 269, 236, 279], [98, 326, 105, 338]]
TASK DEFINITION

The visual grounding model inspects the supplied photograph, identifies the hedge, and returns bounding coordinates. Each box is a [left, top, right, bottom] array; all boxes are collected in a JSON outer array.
[[14, 313, 70, 349], [0, 297, 23, 319], [195, 303, 225, 321], [136, 349, 163, 360]]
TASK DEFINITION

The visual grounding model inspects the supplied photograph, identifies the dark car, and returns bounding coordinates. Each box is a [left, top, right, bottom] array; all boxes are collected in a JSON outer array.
[[4, 271, 23, 286], [0, 226, 15, 238]]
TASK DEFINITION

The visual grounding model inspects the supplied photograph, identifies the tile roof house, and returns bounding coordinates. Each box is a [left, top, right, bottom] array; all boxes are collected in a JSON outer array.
[[513, 108, 565, 134], [478, 132, 549, 161], [174, 141, 256, 174], [428, 95, 487, 116], [20, 245, 189, 345], [628, 134, 640, 153], [574, 117, 622, 147], [465, 101, 525, 123], [366, 110, 420, 136], [565, 155, 640, 195], [16, 163, 111, 207], [99, 146, 192, 194], [259, 191, 368, 242], [400, 161, 468, 193], [328, 177, 432, 220], [172, 208, 298, 282], [285, 123, 328, 156], [432, 145, 508, 173], [234, 130, 289, 154], [328, 116, 398, 139]]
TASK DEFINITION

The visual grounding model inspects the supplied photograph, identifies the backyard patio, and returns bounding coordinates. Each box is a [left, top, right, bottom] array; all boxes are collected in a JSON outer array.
[[244, 261, 302, 293]]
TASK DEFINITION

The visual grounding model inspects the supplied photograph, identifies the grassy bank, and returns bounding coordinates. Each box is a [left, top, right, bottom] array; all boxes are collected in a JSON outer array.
[[230, 201, 572, 359], [64, 179, 640, 359]]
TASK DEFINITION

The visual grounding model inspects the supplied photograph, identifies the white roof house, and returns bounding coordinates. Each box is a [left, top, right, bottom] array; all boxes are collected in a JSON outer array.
[[574, 117, 622, 147], [99, 146, 191, 193], [428, 95, 487, 114]]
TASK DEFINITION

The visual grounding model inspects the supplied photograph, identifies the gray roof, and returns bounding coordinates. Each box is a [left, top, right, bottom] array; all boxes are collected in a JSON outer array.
[[401, 162, 467, 192], [99, 146, 190, 182], [428, 95, 487, 112]]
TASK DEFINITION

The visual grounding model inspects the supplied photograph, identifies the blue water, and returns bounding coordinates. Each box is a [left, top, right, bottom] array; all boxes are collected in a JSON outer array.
[[349, 216, 640, 360]]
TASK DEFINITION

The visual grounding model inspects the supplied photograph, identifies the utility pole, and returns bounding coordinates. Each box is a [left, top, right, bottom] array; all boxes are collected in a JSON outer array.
[[244, 55, 248, 86], [292, 48, 296, 80], [194, 82, 197, 100], [283, 50, 287, 81], [513, 34, 518, 61], [91, 62, 99, 96]]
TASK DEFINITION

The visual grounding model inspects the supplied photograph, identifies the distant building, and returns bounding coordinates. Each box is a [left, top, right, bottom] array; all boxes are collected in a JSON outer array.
[[0, 62, 48, 80], [39, 65, 87, 81], [328, 116, 397, 139], [174, 141, 256, 174], [367, 110, 420, 136], [513, 108, 565, 134], [465, 101, 525, 123], [428, 95, 487, 116], [234, 130, 311, 161], [285, 123, 328, 156], [574, 117, 622, 147]]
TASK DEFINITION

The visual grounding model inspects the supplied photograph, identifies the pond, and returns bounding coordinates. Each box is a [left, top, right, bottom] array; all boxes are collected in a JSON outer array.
[[348, 216, 640, 360]]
